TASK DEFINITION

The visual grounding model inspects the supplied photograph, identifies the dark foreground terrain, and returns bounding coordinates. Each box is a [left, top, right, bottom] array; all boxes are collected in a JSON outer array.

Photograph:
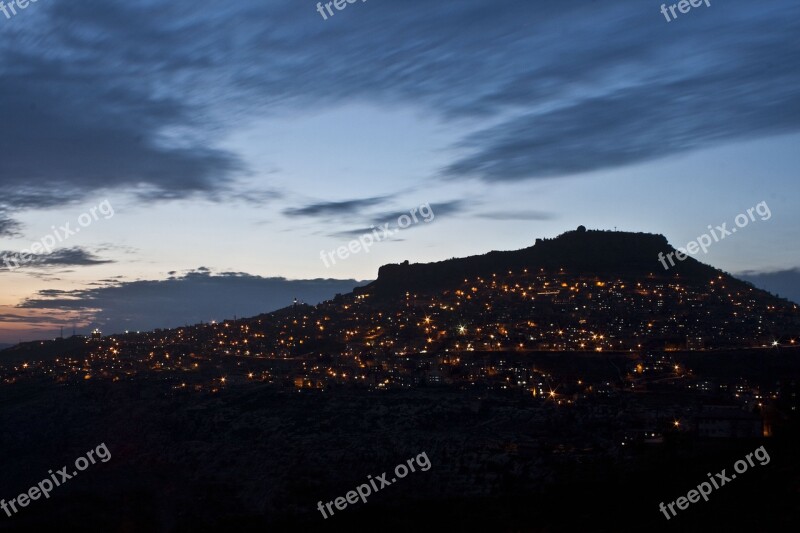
[[1, 362, 798, 533]]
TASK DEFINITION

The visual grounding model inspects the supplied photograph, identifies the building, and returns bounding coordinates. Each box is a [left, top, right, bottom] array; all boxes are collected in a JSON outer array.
[[695, 406, 763, 438]]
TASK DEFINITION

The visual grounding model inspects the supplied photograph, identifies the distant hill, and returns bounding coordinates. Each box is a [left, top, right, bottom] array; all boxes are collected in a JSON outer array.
[[5, 227, 798, 359], [358, 227, 744, 299], [739, 269, 800, 305]]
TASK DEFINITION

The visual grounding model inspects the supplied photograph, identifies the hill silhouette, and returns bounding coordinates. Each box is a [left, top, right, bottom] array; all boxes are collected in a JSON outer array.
[[4, 227, 796, 358], [359, 227, 746, 299]]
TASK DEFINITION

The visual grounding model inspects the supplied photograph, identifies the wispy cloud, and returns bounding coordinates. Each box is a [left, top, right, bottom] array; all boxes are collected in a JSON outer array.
[[0, 210, 21, 237], [283, 196, 391, 218], [475, 210, 555, 221], [0, 247, 113, 270], [2, 0, 795, 209], [326, 200, 467, 237]]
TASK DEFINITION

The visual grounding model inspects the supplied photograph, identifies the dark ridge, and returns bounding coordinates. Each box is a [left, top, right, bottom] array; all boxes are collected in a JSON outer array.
[[359, 227, 732, 298]]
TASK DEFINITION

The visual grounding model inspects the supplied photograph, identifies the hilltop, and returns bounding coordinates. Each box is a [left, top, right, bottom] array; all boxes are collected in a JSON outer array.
[[3, 227, 798, 360], [359, 227, 742, 299]]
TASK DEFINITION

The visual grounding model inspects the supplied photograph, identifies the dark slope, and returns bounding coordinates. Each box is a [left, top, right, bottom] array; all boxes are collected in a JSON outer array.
[[359, 227, 740, 299]]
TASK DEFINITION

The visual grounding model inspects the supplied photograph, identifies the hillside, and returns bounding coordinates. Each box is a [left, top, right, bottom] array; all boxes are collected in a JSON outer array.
[[3, 228, 798, 360], [359, 227, 743, 299]]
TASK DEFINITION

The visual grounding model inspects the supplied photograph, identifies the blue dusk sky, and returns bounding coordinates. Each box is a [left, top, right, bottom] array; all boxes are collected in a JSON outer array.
[[1, 0, 798, 342]]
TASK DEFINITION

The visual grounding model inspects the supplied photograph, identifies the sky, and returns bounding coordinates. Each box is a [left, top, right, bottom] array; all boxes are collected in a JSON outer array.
[[1, 0, 799, 343]]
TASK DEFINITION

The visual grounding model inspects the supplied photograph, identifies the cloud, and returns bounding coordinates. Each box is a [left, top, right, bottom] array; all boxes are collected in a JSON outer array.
[[0, 313, 65, 325], [374, 201, 467, 224], [283, 196, 391, 218], [443, 66, 800, 181], [738, 268, 800, 305], [0, 247, 113, 270], [326, 200, 467, 237], [0, 210, 22, 237], [15, 269, 369, 336], [0, 0, 797, 206], [475, 211, 555, 221], [328, 228, 377, 239], [0, 59, 243, 205]]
